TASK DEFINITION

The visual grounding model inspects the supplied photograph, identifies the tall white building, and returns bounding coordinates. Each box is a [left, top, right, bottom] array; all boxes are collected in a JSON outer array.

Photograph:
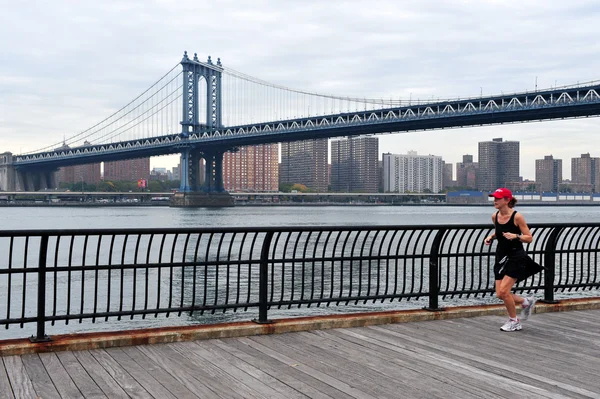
[[383, 151, 443, 193]]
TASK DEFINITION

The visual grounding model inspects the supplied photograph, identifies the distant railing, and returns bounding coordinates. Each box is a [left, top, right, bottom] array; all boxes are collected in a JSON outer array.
[[1, 224, 599, 342]]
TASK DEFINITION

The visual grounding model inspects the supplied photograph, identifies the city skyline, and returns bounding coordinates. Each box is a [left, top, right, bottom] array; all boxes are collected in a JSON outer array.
[[2, 1, 600, 180]]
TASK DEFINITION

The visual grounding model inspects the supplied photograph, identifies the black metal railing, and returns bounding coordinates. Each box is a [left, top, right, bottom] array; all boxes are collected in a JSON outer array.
[[1, 224, 599, 341]]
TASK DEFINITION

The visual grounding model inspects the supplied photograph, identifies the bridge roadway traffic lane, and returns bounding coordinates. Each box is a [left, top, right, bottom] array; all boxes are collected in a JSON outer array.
[[1, 307, 599, 398]]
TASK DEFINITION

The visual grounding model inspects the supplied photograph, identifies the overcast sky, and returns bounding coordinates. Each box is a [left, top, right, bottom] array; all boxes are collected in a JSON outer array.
[[2, 0, 600, 180]]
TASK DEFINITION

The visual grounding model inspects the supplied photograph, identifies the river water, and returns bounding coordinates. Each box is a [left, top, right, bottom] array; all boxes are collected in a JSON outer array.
[[1, 204, 599, 230], [1, 204, 598, 339]]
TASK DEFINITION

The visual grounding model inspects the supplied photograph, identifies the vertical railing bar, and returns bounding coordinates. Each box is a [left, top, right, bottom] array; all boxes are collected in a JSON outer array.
[[118, 234, 129, 321], [309, 231, 323, 306], [337, 231, 352, 306], [212, 233, 227, 314], [468, 229, 486, 298], [179, 233, 192, 317], [202, 233, 214, 315], [30, 233, 50, 342], [329, 230, 343, 306], [319, 230, 334, 306], [424, 228, 445, 311], [6, 237, 14, 329], [579, 227, 594, 289], [167, 233, 180, 317], [106, 234, 116, 322], [92, 235, 102, 323], [402, 230, 417, 299], [20, 236, 29, 328], [289, 232, 302, 308], [244, 233, 259, 312], [478, 228, 494, 298], [393, 230, 408, 299], [51, 236, 60, 326], [143, 234, 155, 319], [567, 227, 583, 292], [190, 233, 202, 315], [414, 230, 428, 299], [273, 231, 287, 309], [65, 235, 75, 325], [542, 227, 561, 303], [370, 230, 384, 303], [384, 229, 400, 301], [155, 234, 167, 317], [346, 230, 362, 305], [79, 235, 89, 323], [441, 229, 458, 299], [253, 231, 274, 324], [223, 232, 235, 313], [377, 229, 391, 303], [131, 234, 142, 320], [234, 232, 248, 311], [300, 231, 313, 307], [592, 228, 600, 289], [359, 230, 371, 304]]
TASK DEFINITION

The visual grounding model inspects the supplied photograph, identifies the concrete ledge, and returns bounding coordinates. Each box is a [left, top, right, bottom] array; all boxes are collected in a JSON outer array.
[[2, 297, 599, 356]]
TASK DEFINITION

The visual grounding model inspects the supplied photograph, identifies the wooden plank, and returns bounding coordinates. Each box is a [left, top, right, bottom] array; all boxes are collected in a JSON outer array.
[[20, 354, 61, 399], [401, 316, 600, 391], [149, 343, 253, 399], [104, 347, 179, 399], [370, 323, 600, 398], [89, 349, 152, 399], [304, 329, 489, 399], [268, 332, 415, 398], [39, 352, 84, 399], [0, 358, 15, 399], [242, 336, 377, 399], [73, 350, 133, 399], [216, 337, 353, 399], [3, 355, 37, 399], [136, 344, 232, 398], [175, 341, 285, 399], [55, 350, 108, 398], [196, 340, 309, 399], [120, 346, 200, 399], [333, 326, 549, 398], [270, 331, 436, 399], [425, 316, 600, 372]]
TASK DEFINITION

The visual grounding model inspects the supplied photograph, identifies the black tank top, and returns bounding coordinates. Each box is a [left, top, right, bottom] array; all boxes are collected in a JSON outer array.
[[494, 210, 523, 254]]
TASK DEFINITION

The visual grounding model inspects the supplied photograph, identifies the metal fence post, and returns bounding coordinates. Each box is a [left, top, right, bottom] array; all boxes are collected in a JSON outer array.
[[253, 231, 274, 324], [30, 234, 51, 342], [424, 229, 445, 311], [541, 227, 561, 304]]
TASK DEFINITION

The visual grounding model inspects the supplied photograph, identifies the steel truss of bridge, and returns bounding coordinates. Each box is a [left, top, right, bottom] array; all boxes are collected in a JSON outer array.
[[14, 83, 600, 168]]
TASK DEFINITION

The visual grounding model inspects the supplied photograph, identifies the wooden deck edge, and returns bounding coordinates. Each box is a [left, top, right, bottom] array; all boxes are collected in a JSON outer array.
[[2, 297, 599, 356]]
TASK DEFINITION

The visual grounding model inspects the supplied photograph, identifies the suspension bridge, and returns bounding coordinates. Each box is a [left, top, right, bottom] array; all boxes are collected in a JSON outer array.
[[3, 51, 600, 202]]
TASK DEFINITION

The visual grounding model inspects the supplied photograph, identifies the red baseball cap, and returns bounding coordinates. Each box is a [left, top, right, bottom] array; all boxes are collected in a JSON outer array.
[[489, 187, 513, 199]]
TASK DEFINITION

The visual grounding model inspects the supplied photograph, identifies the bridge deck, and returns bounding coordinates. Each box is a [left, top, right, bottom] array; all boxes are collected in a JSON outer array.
[[2, 309, 599, 398]]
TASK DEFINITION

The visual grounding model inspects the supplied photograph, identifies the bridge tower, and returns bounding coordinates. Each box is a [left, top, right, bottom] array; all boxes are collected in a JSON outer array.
[[180, 51, 223, 136], [172, 52, 233, 206]]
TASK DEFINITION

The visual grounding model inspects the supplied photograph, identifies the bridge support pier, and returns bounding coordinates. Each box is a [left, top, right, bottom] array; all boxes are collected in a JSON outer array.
[[15, 169, 57, 191], [0, 152, 16, 191], [171, 147, 233, 207]]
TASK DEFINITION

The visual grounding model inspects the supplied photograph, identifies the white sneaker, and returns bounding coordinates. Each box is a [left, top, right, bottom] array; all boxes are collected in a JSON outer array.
[[520, 295, 537, 321], [500, 319, 522, 332]]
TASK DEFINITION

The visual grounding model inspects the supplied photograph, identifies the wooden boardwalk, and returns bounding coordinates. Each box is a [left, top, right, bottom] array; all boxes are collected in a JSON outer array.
[[2, 309, 600, 398]]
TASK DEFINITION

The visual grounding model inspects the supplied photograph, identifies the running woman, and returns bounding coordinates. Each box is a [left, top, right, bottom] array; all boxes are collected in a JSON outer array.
[[484, 188, 539, 331]]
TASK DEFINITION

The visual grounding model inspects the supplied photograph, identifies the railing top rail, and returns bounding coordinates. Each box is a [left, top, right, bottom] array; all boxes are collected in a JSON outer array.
[[0, 222, 595, 237]]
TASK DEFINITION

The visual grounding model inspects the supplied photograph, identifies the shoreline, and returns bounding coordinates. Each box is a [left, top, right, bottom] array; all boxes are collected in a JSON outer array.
[[1, 201, 600, 207]]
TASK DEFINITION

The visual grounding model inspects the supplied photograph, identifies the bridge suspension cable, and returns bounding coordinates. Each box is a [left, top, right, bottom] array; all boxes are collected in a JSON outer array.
[[24, 64, 183, 154]]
